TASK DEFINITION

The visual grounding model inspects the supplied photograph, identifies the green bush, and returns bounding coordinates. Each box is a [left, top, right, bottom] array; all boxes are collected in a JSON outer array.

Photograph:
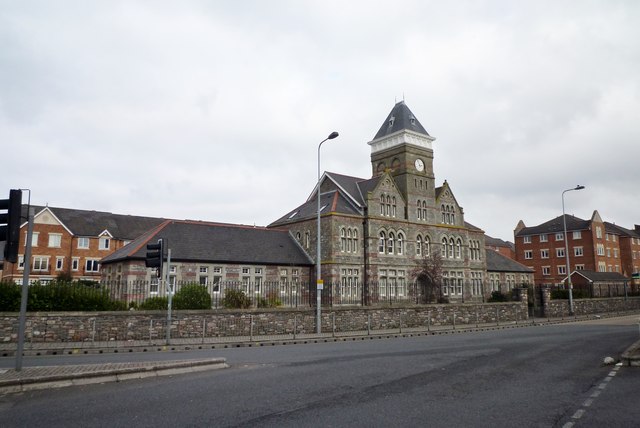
[[488, 291, 510, 302], [139, 296, 168, 310], [257, 291, 282, 308], [173, 283, 212, 310], [1, 280, 129, 312], [0, 281, 21, 311], [221, 288, 252, 309]]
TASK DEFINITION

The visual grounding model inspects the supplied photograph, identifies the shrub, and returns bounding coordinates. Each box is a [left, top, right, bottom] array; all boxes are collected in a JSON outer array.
[[139, 296, 168, 310], [221, 288, 252, 309], [173, 283, 212, 310], [257, 291, 282, 308], [488, 291, 510, 302], [0, 281, 21, 311]]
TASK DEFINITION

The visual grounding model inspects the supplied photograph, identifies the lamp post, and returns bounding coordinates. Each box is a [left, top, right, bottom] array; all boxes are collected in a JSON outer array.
[[317, 131, 339, 334], [562, 185, 585, 315]]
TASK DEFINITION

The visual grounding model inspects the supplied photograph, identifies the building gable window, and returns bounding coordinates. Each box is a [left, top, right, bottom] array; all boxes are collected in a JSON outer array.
[[48, 233, 62, 248], [397, 233, 404, 255], [416, 235, 422, 256], [387, 232, 395, 254], [99, 237, 110, 250], [378, 232, 386, 254]]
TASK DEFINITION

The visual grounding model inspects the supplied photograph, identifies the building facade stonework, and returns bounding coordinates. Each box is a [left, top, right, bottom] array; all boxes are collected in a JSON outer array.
[[270, 101, 488, 302]]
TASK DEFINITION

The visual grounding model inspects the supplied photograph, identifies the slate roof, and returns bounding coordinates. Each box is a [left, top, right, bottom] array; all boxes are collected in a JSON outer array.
[[270, 190, 362, 227], [604, 222, 640, 238], [101, 220, 314, 266], [571, 270, 629, 283], [485, 235, 515, 250], [22, 205, 165, 239], [515, 215, 590, 237], [485, 249, 533, 273], [373, 101, 430, 140]]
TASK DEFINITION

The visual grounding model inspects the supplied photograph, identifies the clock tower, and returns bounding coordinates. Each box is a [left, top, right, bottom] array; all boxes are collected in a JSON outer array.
[[368, 101, 437, 222]]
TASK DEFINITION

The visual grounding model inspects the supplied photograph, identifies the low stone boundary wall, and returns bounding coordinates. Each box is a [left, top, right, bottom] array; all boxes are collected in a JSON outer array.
[[0, 301, 527, 343], [541, 288, 640, 317]]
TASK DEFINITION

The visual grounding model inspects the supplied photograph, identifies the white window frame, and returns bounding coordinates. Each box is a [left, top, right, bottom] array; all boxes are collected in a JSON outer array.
[[78, 237, 90, 249], [523, 236, 532, 244], [99, 237, 110, 250], [524, 250, 533, 260], [574, 247, 583, 257], [85, 259, 100, 272], [48, 233, 62, 248], [573, 231, 581, 239], [539, 234, 548, 242]]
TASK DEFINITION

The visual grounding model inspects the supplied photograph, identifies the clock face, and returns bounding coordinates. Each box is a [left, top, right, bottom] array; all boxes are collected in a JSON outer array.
[[414, 158, 425, 172]]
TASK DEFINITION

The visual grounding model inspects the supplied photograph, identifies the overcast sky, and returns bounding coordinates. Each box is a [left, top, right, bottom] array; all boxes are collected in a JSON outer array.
[[2, 1, 639, 242]]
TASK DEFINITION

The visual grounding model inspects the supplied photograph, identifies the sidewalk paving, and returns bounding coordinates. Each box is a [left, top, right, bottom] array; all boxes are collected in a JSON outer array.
[[0, 357, 228, 395]]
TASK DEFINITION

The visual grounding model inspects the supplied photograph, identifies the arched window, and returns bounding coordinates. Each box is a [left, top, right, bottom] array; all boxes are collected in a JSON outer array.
[[388, 232, 395, 254], [340, 228, 346, 252], [386, 196, 391, 216], [451, 208, 455, 225], [392, 197, 397, 217], [441, 205, 446, 223], [417, 200, 422, 220], [441, 238, 448, 257], [449, 238, 455, 259], [456, 238, 462, 259], [380, 195, 385, 215], [397, 233, 404, 255], [416, 235, 422, 256], [296, 232, 301, 241], [347, 228, 352, 252], [425, 236, 431, 256], [353, 229, 358, 253], [305, 231, 310, 249], [378, 232, 386, 253], [422, 201, 427, 221]]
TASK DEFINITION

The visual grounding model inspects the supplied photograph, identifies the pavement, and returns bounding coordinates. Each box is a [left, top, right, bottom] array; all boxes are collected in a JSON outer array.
[[0, 313, 638, 395], [0, 357, 228, 395]]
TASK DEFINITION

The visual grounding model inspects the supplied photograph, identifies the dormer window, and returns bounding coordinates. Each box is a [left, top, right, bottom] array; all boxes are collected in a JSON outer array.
[[388, 116, 395, 127], [410, 116, 415, 125]]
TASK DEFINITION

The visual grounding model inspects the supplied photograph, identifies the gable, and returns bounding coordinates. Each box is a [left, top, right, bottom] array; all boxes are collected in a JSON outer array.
[[33, 207, 73, 234]]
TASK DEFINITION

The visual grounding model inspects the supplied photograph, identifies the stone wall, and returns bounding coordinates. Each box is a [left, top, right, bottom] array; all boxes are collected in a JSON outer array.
[[0, 300, 528, 344], [540, 287, 640, 317]]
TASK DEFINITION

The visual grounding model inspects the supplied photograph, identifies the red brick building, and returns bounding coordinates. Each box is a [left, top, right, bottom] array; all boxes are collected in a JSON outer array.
[[514, 210, 640, 286], [1, 206, 164, 284]]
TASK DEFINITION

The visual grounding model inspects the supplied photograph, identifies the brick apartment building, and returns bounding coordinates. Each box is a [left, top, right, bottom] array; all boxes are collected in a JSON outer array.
[[1, 206, 164, 284], [514, 210, 640, 286]]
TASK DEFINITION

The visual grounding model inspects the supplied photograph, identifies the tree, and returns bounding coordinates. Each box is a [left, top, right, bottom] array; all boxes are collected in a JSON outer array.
[[410, 251, 444, 303]]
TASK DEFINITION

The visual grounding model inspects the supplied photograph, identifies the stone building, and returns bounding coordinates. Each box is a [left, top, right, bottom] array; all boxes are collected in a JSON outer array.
[[269, 101, 488, 302], [99, 220, 314, 302]]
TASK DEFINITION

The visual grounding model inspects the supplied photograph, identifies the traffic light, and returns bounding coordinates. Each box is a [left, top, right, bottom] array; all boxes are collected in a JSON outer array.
[[145, 238, 164, 274], [0, 189, 22, 263]]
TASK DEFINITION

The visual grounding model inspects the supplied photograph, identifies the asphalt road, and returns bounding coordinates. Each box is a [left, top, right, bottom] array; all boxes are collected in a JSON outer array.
[[1, 316, 638, 427]]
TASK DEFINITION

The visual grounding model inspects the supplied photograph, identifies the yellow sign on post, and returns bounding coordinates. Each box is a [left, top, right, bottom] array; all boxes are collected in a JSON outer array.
[[317, 279, 324, 290]]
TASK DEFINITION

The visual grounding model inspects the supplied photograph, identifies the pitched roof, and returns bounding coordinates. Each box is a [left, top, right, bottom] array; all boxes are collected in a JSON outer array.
[[22, 205, 165, 239], [570, 270, 629, 282], [101, 221, 314, 266], [373, 101, 430, 140], [485, 249, 533, 273], [485, 235, 515, 250], [604, 222, 640, 238], [515, 214, 590, 237], [269, 189, 362, 226]]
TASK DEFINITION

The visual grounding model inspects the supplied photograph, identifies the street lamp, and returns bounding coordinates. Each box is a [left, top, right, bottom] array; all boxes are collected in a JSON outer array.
[[562, 185, 585, 315], [317, 131, 339, 334]]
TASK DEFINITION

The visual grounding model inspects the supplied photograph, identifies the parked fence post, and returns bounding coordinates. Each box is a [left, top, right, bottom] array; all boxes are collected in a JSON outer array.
[[293, 314, 297, 340], [250, 314, 254, 342], [332, 312, 336, 337]]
